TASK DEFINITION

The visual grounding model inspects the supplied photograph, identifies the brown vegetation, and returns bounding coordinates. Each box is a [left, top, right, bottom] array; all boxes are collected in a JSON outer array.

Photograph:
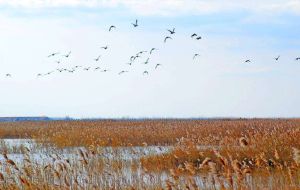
[[0, 119, 299, 147], [0, 119, 299, 189]]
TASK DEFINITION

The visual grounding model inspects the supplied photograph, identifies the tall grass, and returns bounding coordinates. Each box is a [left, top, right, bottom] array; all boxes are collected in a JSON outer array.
[[0, 119, 299, 189]]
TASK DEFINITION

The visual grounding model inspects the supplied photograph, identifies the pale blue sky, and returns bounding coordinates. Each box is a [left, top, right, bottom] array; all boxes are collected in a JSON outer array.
[[0, 0, 299, 118]]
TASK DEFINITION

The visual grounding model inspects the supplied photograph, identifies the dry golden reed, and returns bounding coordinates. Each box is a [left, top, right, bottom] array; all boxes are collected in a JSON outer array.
[[0, 119, 299, 189]]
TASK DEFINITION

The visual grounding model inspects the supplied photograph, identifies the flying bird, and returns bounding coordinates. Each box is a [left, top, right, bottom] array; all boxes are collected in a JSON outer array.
[[137, 51, 147, 55], [193, 54, 200, 59], [46, 71, 54, 75], [63, 51, 71, 58], [245, 60, 251, 63], [118, 70, 128, 75], [132, 19, 138, 27], [274, 55, 280, 61], [143, 58, 150, 64], [155, 64, 161, 69], [164, 36, 172, 43], [196, 36, 202, 40], [167, 28, 175, 35], [150, 48, 157, 54], [94, 56, 101, 62], [109, 25, 116, 32], [130, 56, 136, 62], [94, 67, 101, 70], [55, 60, 61, 64], [84, 67, 91, 71], [101, 46, 108, 50], [296, 57, 300, 61], [101, 69, 109, 72], [143, 71, 149, 75], [48, 52, 59, 57], [191, 33, 197, 38], [37, 73, 43, 77], [5, 74, 11, 77]]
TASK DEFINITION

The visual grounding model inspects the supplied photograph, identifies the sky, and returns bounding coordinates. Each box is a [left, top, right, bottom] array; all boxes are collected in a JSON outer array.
[[0, 0, 300, 118]]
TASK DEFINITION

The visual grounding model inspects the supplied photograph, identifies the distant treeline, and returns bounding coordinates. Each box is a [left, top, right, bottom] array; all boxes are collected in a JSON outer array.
[[0, 116, 293, 122], [0, 117, 51, 122]]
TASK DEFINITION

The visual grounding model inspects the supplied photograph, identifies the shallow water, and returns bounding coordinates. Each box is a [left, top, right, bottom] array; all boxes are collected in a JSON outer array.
[[0, 138, 183, 189], [0, 138, 281, 190]]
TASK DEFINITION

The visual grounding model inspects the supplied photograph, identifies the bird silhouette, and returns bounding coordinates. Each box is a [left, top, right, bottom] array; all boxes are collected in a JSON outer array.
[[164, 36, 172, 43], [193, 54, 200, 59], [150, 48, 157, 54], [245, 60, 251, 63], [94, 67, 101, 70], [167, 28, 175, 34], [274, 55, 280, 61], [191, 33, 197, 38], [132, 19, 138, 27], [84, 67, 91, 71], [296, 57, 300, 61], [48, 52, 59, 57], [109, 25, 116, 32], [126, 62, 133, 66], [118, 70, 128, 75], [46, 71, 54, 75], [143, 71, 149, 75], [55, 60, 61, 64], [196, 36, 202, 40], [130, 56, 136, 62], [37, 73, 43, 77], [101, 69, 109, 72], [155, 64, 161, 69], [137, 51, 147, 55], [101, 46, 108, 50], [143, 58, 150, 64], [5, 74, 11, 77], [94, 56, 101, 62], [63, 51, 71, 58]]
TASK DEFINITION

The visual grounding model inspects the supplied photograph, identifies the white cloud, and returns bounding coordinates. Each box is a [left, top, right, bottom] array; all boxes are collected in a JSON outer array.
[[0, 0, 299, 16]]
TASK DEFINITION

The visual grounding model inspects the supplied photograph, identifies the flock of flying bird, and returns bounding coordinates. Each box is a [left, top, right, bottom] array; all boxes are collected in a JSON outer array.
[[2, 19, 300, 78]]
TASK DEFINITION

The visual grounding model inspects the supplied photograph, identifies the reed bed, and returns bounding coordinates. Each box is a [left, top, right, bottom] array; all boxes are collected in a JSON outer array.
[[0, 119, 299, 189]]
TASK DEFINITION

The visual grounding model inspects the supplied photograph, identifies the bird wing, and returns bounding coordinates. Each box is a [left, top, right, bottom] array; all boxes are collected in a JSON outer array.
[[164, 37, 171, 42], [109, 26, 115, 31]]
